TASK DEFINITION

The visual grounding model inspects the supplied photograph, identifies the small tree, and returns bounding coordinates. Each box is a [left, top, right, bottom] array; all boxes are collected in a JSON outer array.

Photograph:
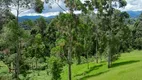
[[48, 56, 63, 80], [48, 39, 65, 80], [27, 33, 45, 69]]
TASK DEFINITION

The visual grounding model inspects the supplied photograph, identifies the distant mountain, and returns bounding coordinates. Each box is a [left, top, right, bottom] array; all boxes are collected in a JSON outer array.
[[18, 16, 56, 22], [126, 11, 142, 18], [18, 11, 142, 22]]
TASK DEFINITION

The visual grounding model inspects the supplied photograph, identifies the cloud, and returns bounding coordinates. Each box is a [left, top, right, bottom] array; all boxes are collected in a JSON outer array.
[[120, 0, 142, 11], [11, 0, 68, 17], [42, 0, 67, 13], [18, 10, 81, 17], [11, 0, 142, 17]]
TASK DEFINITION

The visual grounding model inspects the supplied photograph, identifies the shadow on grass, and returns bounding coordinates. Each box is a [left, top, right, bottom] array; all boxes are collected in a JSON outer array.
[[79, 70, 109, 80], [74, 64, 103, 77], [77, 60, 140, 80], [111, 60, 140, 68]]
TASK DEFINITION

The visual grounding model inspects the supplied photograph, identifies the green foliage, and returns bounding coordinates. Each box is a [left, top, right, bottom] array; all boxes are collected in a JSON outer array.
[[56, 39, 66, 47], [0, 9, 15, 30], [134, 38, 142, 49], [133, 15, 142, 50], [119, 0, 127, 7], [35, 0, 44, 13], [51, 46, 62, 56], [26, 33, 45, 57], [48, 56, 63, 80]]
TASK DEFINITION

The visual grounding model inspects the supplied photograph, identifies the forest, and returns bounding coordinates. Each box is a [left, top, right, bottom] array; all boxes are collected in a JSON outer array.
[[0, 0, 142, 80]]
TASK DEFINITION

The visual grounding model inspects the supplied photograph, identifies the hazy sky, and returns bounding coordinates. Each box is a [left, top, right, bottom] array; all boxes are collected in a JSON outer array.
[[11, 0, 142, 17]]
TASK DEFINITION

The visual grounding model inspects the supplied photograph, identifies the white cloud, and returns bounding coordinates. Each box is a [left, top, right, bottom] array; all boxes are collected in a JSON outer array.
[[11, 0, 68, 17], [42, 0, 67, 13], [11, 0, 142, 17], [18, 10, 81, 17], [120, 0, 142, 11]]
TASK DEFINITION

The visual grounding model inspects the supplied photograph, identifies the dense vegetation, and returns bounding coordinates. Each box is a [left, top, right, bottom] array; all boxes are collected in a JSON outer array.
[[0, 0, 142, 80]]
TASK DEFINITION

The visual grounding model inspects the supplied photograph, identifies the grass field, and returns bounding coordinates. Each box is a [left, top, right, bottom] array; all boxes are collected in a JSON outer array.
[[0, 50, 142, 80], [61, 50, 142, 80], [86, 50, 142, 80]]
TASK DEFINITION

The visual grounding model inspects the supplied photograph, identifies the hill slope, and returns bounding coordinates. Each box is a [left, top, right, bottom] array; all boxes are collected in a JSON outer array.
[[127, 11, 142, 18], [18, 16, 55, 22], [0, 50, 142, 80], [87, 50, 142, 80], [61, 50, 142, 80]]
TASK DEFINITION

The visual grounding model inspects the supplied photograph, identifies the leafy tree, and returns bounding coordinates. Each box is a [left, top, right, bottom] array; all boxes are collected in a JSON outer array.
[[48, 56, 63, 80], [26, 33, 45, 69], [51, 12, 78, 80], [86, 0, 127, 68], [133, 13, 142, 49], [0, 0, 44, 79], [47, 38, 66, 80], [0, 20, 28, 79], [0, 9, 15, 31]]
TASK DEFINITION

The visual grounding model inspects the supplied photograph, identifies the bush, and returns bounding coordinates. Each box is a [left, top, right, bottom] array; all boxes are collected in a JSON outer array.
[[0, 74, 12, 80]]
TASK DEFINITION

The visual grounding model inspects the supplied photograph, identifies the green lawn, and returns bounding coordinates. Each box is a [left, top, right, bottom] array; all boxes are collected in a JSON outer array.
[[0, 50, 142, 80], [61, 50, 142, 80], [87, 50, 142, 80]]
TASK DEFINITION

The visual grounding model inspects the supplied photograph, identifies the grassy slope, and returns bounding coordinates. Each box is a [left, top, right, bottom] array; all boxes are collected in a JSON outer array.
[[61, 50, 142, 80], [87, 50, 142, 80], [0, 50, 142, 80]]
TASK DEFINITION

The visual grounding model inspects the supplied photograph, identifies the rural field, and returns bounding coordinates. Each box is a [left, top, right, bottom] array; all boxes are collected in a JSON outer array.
[[1, 50, 142, 80]]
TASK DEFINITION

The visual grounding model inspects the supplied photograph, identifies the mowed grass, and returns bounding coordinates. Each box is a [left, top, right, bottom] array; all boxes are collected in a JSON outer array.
[[87, 50, 142, 80], [0, 50, 142, 80], [61, 50, 142, 80]]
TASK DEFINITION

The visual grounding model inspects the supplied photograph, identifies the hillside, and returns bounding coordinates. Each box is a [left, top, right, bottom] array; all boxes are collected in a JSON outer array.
[[87, 50, 142, 80], [1, 50, 142, 80], [18, 16, 55, 22], [61, 50, 142, 80], [127, 11, 142, 18]]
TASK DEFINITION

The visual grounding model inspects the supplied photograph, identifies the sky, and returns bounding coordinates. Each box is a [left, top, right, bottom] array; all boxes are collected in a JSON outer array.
[[11, 0, 142, 17], [120, 0, 142, 11]]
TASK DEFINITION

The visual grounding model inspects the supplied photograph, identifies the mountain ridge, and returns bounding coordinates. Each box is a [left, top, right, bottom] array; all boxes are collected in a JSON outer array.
[[18, 16, 55, 22], [18, 11, 142, 22], [126, 11, 142, 18]]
